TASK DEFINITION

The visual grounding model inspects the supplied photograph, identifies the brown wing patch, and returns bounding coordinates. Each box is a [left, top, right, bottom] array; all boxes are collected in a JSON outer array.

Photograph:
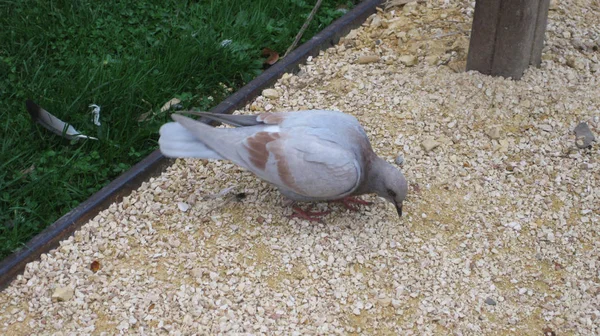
[[274, 152, 298, 191], [268, 142, 301, 193], [244, 132, 280, 170], [257, 112, 286, 125]]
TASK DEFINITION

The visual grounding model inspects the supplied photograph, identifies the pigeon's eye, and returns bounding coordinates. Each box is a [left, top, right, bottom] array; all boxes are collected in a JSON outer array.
[[387, 189, 397, 198]]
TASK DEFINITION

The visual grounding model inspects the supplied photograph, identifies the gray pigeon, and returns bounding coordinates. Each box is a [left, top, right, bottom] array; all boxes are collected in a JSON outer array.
[[159, 110, 408, 218]]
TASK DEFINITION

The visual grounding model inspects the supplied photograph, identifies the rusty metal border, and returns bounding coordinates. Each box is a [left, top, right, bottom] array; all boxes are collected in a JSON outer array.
[[0, 0, 383, 289]]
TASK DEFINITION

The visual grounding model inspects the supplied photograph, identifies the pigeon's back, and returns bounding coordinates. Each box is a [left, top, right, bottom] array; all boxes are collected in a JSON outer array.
[[276, 110, 373, 157]]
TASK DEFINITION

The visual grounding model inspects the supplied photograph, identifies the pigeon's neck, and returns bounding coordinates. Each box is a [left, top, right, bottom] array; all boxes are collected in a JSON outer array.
[[354, 153, 385, 196]]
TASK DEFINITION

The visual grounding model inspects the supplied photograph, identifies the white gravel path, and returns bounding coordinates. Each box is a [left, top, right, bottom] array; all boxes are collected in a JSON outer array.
[[1, 1, 599, 335]]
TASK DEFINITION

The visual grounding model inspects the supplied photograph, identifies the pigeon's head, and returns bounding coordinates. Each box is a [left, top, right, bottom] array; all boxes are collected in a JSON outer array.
[[374, 160, 408, 218]]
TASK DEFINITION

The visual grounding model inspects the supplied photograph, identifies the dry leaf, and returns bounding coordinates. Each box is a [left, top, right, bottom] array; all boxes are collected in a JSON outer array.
[[139, 97, 182, 122], [138, 110, 153, 122], [261, 48, 279, 68], [26, 100, 98, 140], [148, 303, 155, 311], [160, 98, 181, 113], [90, 260, 101, 273], [20, 164, 35, 176]]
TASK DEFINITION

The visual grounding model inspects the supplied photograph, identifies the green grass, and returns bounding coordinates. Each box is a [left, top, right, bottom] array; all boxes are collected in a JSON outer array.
[[0, 0, 356, 258]]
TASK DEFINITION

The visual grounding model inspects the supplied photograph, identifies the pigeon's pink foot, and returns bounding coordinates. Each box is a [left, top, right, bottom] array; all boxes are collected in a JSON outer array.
[[334, 197, 373, 211], [290, 206, 331, 222]]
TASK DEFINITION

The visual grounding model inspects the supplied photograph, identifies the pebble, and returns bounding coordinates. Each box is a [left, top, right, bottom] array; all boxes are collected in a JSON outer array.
[[370, 15, 382, 28], [403, 1, 418, 13], [498, 139, 509, 152], [425, 55, 438, 65], [117, 320, 129, 331], [574, 122, 595, 148], [395, 154, 404, 165], [398, 55, 418, 66], [262, 89, 280, 99], [566, 56, 586, 70], [421, 138, 440, 152], [537, 124, 553, 132], [177, 202, 190, 212], [485, 298, 497, 306], [51, 286, 74, 302], [505, 222, 522, 231], [378, 297, 392, 307], [357, 55, 380, 64], [485, 126, 501, 140]]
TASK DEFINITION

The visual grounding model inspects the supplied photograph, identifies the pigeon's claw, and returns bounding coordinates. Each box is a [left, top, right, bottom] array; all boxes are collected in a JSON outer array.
[[333, 196, 373, 211], [290, 206, 331, 223]]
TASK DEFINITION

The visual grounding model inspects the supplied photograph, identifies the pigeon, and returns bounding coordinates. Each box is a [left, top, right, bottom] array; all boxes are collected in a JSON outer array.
[[159, 110, 408, 218]]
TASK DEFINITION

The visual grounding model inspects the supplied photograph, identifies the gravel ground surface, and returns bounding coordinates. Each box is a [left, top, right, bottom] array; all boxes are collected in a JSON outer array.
[[2, 1, 599, 335]]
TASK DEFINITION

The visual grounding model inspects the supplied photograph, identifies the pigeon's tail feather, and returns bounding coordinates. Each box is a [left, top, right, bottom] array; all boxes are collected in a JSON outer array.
[[159, 122, 224, 159], [179, 111, 261, 127]]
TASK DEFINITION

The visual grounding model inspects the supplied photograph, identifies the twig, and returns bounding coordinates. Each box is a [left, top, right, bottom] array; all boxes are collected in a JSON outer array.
[[283, 0, 324, 58]]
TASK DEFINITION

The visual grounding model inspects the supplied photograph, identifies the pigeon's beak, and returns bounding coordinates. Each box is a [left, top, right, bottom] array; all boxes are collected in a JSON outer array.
[[395, 201, 403, 218]]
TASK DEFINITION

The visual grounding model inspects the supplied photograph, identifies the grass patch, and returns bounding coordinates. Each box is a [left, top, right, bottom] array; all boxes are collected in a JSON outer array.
[[0, 0, 356, 258]]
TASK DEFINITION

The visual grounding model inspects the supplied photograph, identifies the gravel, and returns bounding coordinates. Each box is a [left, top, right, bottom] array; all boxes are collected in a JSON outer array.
[[2, 1, 599, 335]]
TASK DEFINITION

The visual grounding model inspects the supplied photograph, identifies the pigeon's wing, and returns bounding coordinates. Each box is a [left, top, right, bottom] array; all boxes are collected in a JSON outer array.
[[247, 132, 361, 200], [170, 114, 362, 200]]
